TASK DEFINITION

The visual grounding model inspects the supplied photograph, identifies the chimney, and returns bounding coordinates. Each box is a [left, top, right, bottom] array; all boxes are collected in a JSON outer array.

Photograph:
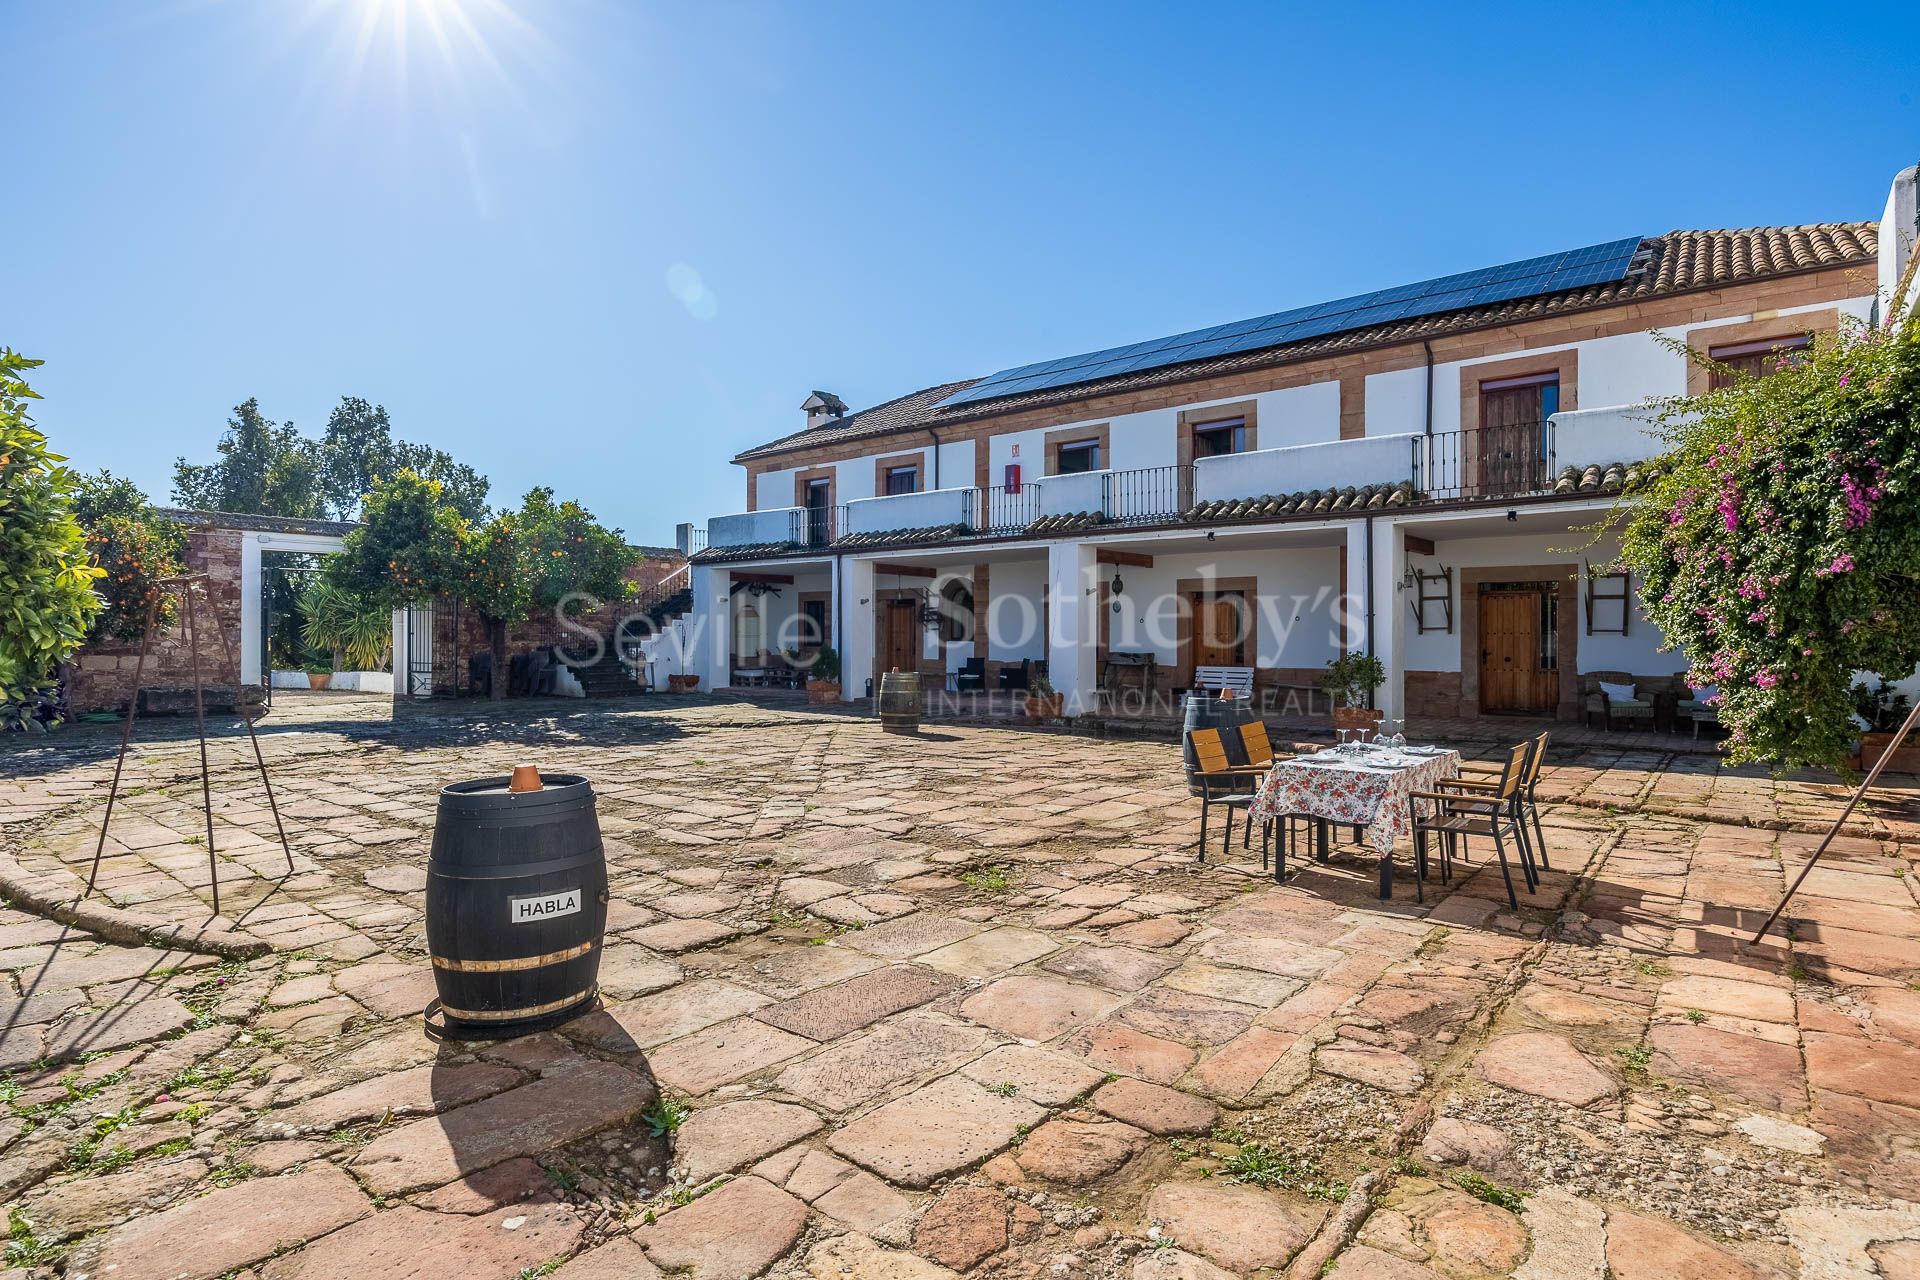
[[801, 390, 849, 430]]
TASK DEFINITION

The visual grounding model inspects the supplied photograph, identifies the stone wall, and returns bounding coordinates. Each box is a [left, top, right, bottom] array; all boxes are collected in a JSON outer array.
[[435, 554, 688, 693], [66, 529, 245, 714]]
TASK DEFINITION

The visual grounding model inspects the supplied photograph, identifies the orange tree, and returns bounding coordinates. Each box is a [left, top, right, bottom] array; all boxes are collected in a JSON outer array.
[[0, 351, 102, 728], [328, 475, 636, 699], [1615, 308, 1920, 769], [73, 471, 186, 642], [456, 488, 637, 698]]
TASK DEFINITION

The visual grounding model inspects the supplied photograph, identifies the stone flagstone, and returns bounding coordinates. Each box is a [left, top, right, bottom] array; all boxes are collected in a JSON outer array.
[[638, 1175, 809, 1280], [73, 1165, 371, 1280], [352, 1061, 654, 1194], [828, 1074, 1047, 1187]]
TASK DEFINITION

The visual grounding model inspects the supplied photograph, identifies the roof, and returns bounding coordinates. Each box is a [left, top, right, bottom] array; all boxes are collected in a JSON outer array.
[[154, 508, 361, 537], [733, 222, 1877, 462]]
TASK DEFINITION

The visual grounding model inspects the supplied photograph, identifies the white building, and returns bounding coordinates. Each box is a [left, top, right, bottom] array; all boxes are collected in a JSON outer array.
[[673, 165, 1918, 725]]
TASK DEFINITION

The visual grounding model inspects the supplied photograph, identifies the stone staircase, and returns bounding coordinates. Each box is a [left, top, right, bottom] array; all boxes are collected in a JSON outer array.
[[559, 576, 694, 699]]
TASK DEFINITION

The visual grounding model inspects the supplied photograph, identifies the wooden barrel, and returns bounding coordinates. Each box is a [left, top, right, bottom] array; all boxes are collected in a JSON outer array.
[[426, 773, 607, 1032], [878, 669, 921, 734], [1181, 692, 1258, 795]]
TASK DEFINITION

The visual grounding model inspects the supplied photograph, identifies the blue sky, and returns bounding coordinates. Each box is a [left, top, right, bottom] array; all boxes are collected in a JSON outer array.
[[9, 1, 1917, 545]]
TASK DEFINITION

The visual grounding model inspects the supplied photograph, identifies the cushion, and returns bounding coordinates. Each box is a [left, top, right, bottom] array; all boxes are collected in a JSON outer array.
[[1599, 681, 1638, 703]]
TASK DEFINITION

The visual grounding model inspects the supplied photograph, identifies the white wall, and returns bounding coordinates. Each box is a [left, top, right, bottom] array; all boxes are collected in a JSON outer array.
[[1397, 527, 1675, 677], [1257, 381, 1342, 448], [1101, 546, 1343, 671], [984, 558, 1048, 661], [1365, 367, 1426, 437]]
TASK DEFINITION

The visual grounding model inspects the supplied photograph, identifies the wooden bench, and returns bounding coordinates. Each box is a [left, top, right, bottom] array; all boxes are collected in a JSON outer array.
[[1192, 665, 1256, 698]]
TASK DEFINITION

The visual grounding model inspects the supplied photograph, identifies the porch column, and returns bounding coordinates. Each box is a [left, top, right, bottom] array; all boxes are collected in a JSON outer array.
[[239, 534, 263, 686], [688, 565, 730, 692], [1046, 541, 1099, 712], [1370, 517, 1406, 722], [842, 557, 877, 700], [1341, 518, 1406, 721]]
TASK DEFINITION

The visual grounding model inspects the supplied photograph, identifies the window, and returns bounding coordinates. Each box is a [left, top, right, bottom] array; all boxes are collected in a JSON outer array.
[[1192, 417, 1247, 457], [800, 598, 829, 650], [1479, 372, 1560, 427], [883, 465, 918, 495], [1708, 334, 1811, 388], [940, 580, 974, 643], [1055, 439, 1101, 474]]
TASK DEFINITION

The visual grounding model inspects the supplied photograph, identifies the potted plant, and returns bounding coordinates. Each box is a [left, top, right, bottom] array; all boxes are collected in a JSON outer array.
[[303, 657, 334, 691], [1852, 679, 1919, 771], [1022, 671, 1064, 720], [806, 646, 843, 705], [1321, 653, 1385, 736]]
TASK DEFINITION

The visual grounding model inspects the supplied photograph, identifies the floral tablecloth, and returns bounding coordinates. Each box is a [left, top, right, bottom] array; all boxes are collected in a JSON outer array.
[[1250, 747, 1461, 855]]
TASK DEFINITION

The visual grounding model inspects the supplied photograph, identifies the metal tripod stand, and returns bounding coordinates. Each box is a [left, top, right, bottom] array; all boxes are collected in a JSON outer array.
[[84, 573, 295, 918]]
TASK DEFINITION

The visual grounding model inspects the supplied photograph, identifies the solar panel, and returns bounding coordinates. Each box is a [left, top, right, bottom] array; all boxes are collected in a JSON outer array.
[[937, 236, 1647, 409]]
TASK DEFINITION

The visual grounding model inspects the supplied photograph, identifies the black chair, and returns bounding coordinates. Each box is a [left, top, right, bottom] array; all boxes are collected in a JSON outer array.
[[998, 659, 1031, 691], [955, 657, 987, 692], [468, 652, 492, 697]]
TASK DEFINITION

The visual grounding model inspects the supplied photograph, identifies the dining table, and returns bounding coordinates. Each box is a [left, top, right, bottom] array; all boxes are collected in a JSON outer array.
[[1249, 741, 1462, 898]]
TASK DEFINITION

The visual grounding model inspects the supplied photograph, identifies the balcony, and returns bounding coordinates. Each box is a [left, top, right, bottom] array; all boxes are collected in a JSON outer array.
[[1194, 434, 1421, 506], [842, 486, 975, 537], [1551, 404, 1665, 471], [705, 507, 801, 549], [1031, 465, 1195, 527]]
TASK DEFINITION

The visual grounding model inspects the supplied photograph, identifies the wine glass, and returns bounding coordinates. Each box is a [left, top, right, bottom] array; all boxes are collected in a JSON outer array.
[[1335, 727, 1351, 753]]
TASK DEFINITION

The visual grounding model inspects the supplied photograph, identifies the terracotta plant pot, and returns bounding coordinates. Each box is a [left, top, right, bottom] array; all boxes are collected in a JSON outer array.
[[805, 679, 841, 705], [307, 673, 332, 690], [1331, 704, 1382, 738], [1858, 731, 1920, 773], [667, 674, 700, 693], [1023, 693, 1065, 719]]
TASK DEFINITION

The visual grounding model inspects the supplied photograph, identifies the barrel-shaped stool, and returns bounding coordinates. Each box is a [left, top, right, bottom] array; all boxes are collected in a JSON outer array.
[[878, 669, 921, 734]]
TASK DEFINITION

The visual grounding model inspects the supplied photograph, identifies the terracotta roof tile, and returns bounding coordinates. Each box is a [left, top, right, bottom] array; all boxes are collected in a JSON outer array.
[[830, 524, 968, 550], [734, 223, 1876, 462]]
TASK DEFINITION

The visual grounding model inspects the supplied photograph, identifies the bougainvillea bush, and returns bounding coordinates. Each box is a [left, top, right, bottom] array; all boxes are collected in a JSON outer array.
[[1617, 310, 1920, 770]]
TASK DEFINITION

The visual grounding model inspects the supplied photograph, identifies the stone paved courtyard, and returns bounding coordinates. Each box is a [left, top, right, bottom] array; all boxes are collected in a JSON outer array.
[[3, 694, 1920, 1280]]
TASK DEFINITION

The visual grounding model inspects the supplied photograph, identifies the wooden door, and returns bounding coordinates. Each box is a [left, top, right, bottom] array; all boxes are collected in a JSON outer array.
[[882, 600, 920, 678], [1479, 589, 1553, 713], [1189, 593, 1245, 669]]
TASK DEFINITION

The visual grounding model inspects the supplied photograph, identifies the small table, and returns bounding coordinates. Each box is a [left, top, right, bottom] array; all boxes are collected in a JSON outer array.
[[1250, 745, 1461, 898]]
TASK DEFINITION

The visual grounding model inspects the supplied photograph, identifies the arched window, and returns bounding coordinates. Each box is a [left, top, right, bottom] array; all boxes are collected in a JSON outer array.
[[940, 580, 975, 643]]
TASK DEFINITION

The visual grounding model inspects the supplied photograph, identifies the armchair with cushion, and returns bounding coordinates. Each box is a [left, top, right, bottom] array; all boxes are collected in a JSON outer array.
[[1675, 678, 1719, 739], [955, 658, 987, 693], [1585, 671, 1653, 731]]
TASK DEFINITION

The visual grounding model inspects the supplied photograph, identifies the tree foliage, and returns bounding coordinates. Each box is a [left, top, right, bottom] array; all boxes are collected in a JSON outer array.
[[1615, 310, 1920, 769], [73, 470, 186, 643], [322, 470, 466, 611], [175, 395, 489, 522], [172, 398, 324, 518], [299, 578, 392, 671], [318, 397, 490, 522], [325, 474, 638, 698], [0, 350, 103, 710]]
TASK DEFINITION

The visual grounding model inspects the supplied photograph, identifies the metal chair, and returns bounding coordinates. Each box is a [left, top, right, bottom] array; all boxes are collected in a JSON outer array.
[[1410, 739, 1533, 908], [1189, 727, 1265, 863], [1454, 730, 1551, 871]]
